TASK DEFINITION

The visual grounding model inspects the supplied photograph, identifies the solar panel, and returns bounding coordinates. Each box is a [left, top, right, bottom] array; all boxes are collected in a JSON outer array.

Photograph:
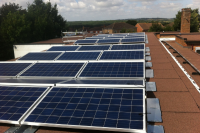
[[56, 79, 144, 87], [111, 44, 145, 50], [18, 52, 62, 61], [121, 38, 145, 43], [57, 52, 101, 60], [75, 40, 97, 44], [47, 46, 79, 51], [0, 63, 32, 77], [85, 38, 104, 40], [20, 62, 85, 78], [23, 87, 145, 132], [78, 46, 110, 51], [97, 39, 120, 44], [125, 36, 145, 38], [0, 86, 48, 124], [99, 51, 144, 60], [79, 62, 144, 78], [105, 37, 124, 39]]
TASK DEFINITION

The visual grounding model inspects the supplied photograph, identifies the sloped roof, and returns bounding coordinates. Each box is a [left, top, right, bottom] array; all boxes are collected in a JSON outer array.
[[177, 34, 200, 41], [137, 23, 163, 30], [103, 22, 136, 30]]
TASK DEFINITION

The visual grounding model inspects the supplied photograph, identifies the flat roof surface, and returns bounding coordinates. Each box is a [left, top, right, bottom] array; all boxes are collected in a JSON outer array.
[[177, 34, 200, 41], [165, 41, 200, 72], [2, 32, 200, 133], [146, 32, 200, 133]]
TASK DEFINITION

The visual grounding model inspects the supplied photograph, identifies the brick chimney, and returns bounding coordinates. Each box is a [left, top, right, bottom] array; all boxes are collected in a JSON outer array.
[[181, 8, 191, 33]]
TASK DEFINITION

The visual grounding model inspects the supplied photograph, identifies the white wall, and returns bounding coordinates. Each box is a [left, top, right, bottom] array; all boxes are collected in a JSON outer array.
[[159, 38, 175, 41], [14, 44, 64, 58], [195, 47, 200, 54]]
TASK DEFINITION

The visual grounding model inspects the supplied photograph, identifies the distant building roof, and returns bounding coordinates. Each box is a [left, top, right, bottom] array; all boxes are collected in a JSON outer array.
[[103, 22, 137, 30], [177, 34, 200, 41], [137, 23, 163, 31]]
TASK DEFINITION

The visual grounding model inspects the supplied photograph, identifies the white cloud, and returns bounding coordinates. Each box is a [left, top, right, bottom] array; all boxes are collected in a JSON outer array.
[[0, 0, 197, 21]]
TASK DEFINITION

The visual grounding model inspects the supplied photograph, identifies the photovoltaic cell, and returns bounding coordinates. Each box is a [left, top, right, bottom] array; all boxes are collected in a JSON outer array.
[[78, 46, 110, 51], [24, 87, 144, 130], [125, 36, 145, 38], [0, 63, 32, 76], [79, 62, 144, 78], [121, 38, 145, 43], [47, 46, 79, 51], [20, 63, 84, 77], [75, 40, 97, 44], [100, 51, 144, 60], [97, 39, 120, 44], [18, 52, 62, 61], [0, 86, 48, 122], [57, 52, 101, 60], [111, 45, 144, 50], [59, 80, 144, 86]]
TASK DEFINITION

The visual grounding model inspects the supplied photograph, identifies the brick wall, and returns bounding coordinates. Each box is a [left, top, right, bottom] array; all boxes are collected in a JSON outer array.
[[175, 36, 188, 46], [181, 8, 191, 33], [160, 35, 176, 38], [102, 29, 113, 34], [135, 24, 143, 32]]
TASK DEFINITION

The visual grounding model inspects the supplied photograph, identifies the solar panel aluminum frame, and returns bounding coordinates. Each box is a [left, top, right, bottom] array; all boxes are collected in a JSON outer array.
[[74, 39, 98, 45], [46, 45, 81, 52], [16, 52, 63, 61], [0, 78, 66, 86], [86, 37, 105, 40], [21, 87, 146, 133], [54, 51, 103, 61], [77, 60, 146, 80], [128, 32, 145, 36], [77, 45, 112, 51], [120, 38, 145, 44], [98, 50, 145, 61], [0, 61, 35, 78], [56, 79, 145, 88], [0, 85, 51, 125], [97, 39, 121, 44], [18, 61, 88, 79]]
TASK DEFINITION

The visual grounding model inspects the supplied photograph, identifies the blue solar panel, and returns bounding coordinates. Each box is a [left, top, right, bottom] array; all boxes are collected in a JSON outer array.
[[97, 39, 120, 44], [79, 62, 144, 78], [0, 86, 47, 122], [24, 87, 144, 130], [0, 63, 32, 76], [121, 38, 145, 43], [20, 63, 84, 77], [85, 38, 104, 39], [59, 80, 144, 86], [125, 36, 145, 38], [100, 51, 144, 60], [78, 46, 110, 51], [75, 40, 97, 44], [57, 52, 101, 60], [18, 52, 62, 60], [105, 37, 124, 39], [47, 46, 79, 51], [111, 45, 144, 50]]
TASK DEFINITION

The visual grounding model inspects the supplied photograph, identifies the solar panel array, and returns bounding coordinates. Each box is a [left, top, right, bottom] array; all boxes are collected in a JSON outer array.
[[24, 87, 144, 130], [75, 33, 146, 44], [100, 51, 144, 60], [0, 33, 147, 133]]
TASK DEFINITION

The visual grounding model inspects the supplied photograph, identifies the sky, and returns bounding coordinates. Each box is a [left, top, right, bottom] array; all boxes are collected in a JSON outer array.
[[1, 0, 200, 21]]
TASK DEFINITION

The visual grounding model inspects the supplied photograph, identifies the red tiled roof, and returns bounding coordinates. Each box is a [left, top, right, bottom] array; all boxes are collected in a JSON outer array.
[[138, 23, 163, 31]]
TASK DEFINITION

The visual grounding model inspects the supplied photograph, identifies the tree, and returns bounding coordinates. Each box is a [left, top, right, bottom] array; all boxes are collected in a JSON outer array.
[[1, 11, 31, 44], [173, 8, 200, 32], [148, 22, 163, 32], [126, 20, 137, 26]]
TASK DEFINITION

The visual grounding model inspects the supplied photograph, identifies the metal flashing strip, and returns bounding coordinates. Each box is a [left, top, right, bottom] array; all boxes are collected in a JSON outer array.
[[146, 82, 156, 92], [147, 125, 164, 133], [145, 62, 152, 68], [147, 98, 162, 122], [145, 56, 151, 61], [160, 41, 200, 92], [146, 70, 154, 78], [145, 35, 148, 44]]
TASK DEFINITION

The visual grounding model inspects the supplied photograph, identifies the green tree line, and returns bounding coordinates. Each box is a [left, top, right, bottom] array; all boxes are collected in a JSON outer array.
[[0, 0, 68, 61]]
